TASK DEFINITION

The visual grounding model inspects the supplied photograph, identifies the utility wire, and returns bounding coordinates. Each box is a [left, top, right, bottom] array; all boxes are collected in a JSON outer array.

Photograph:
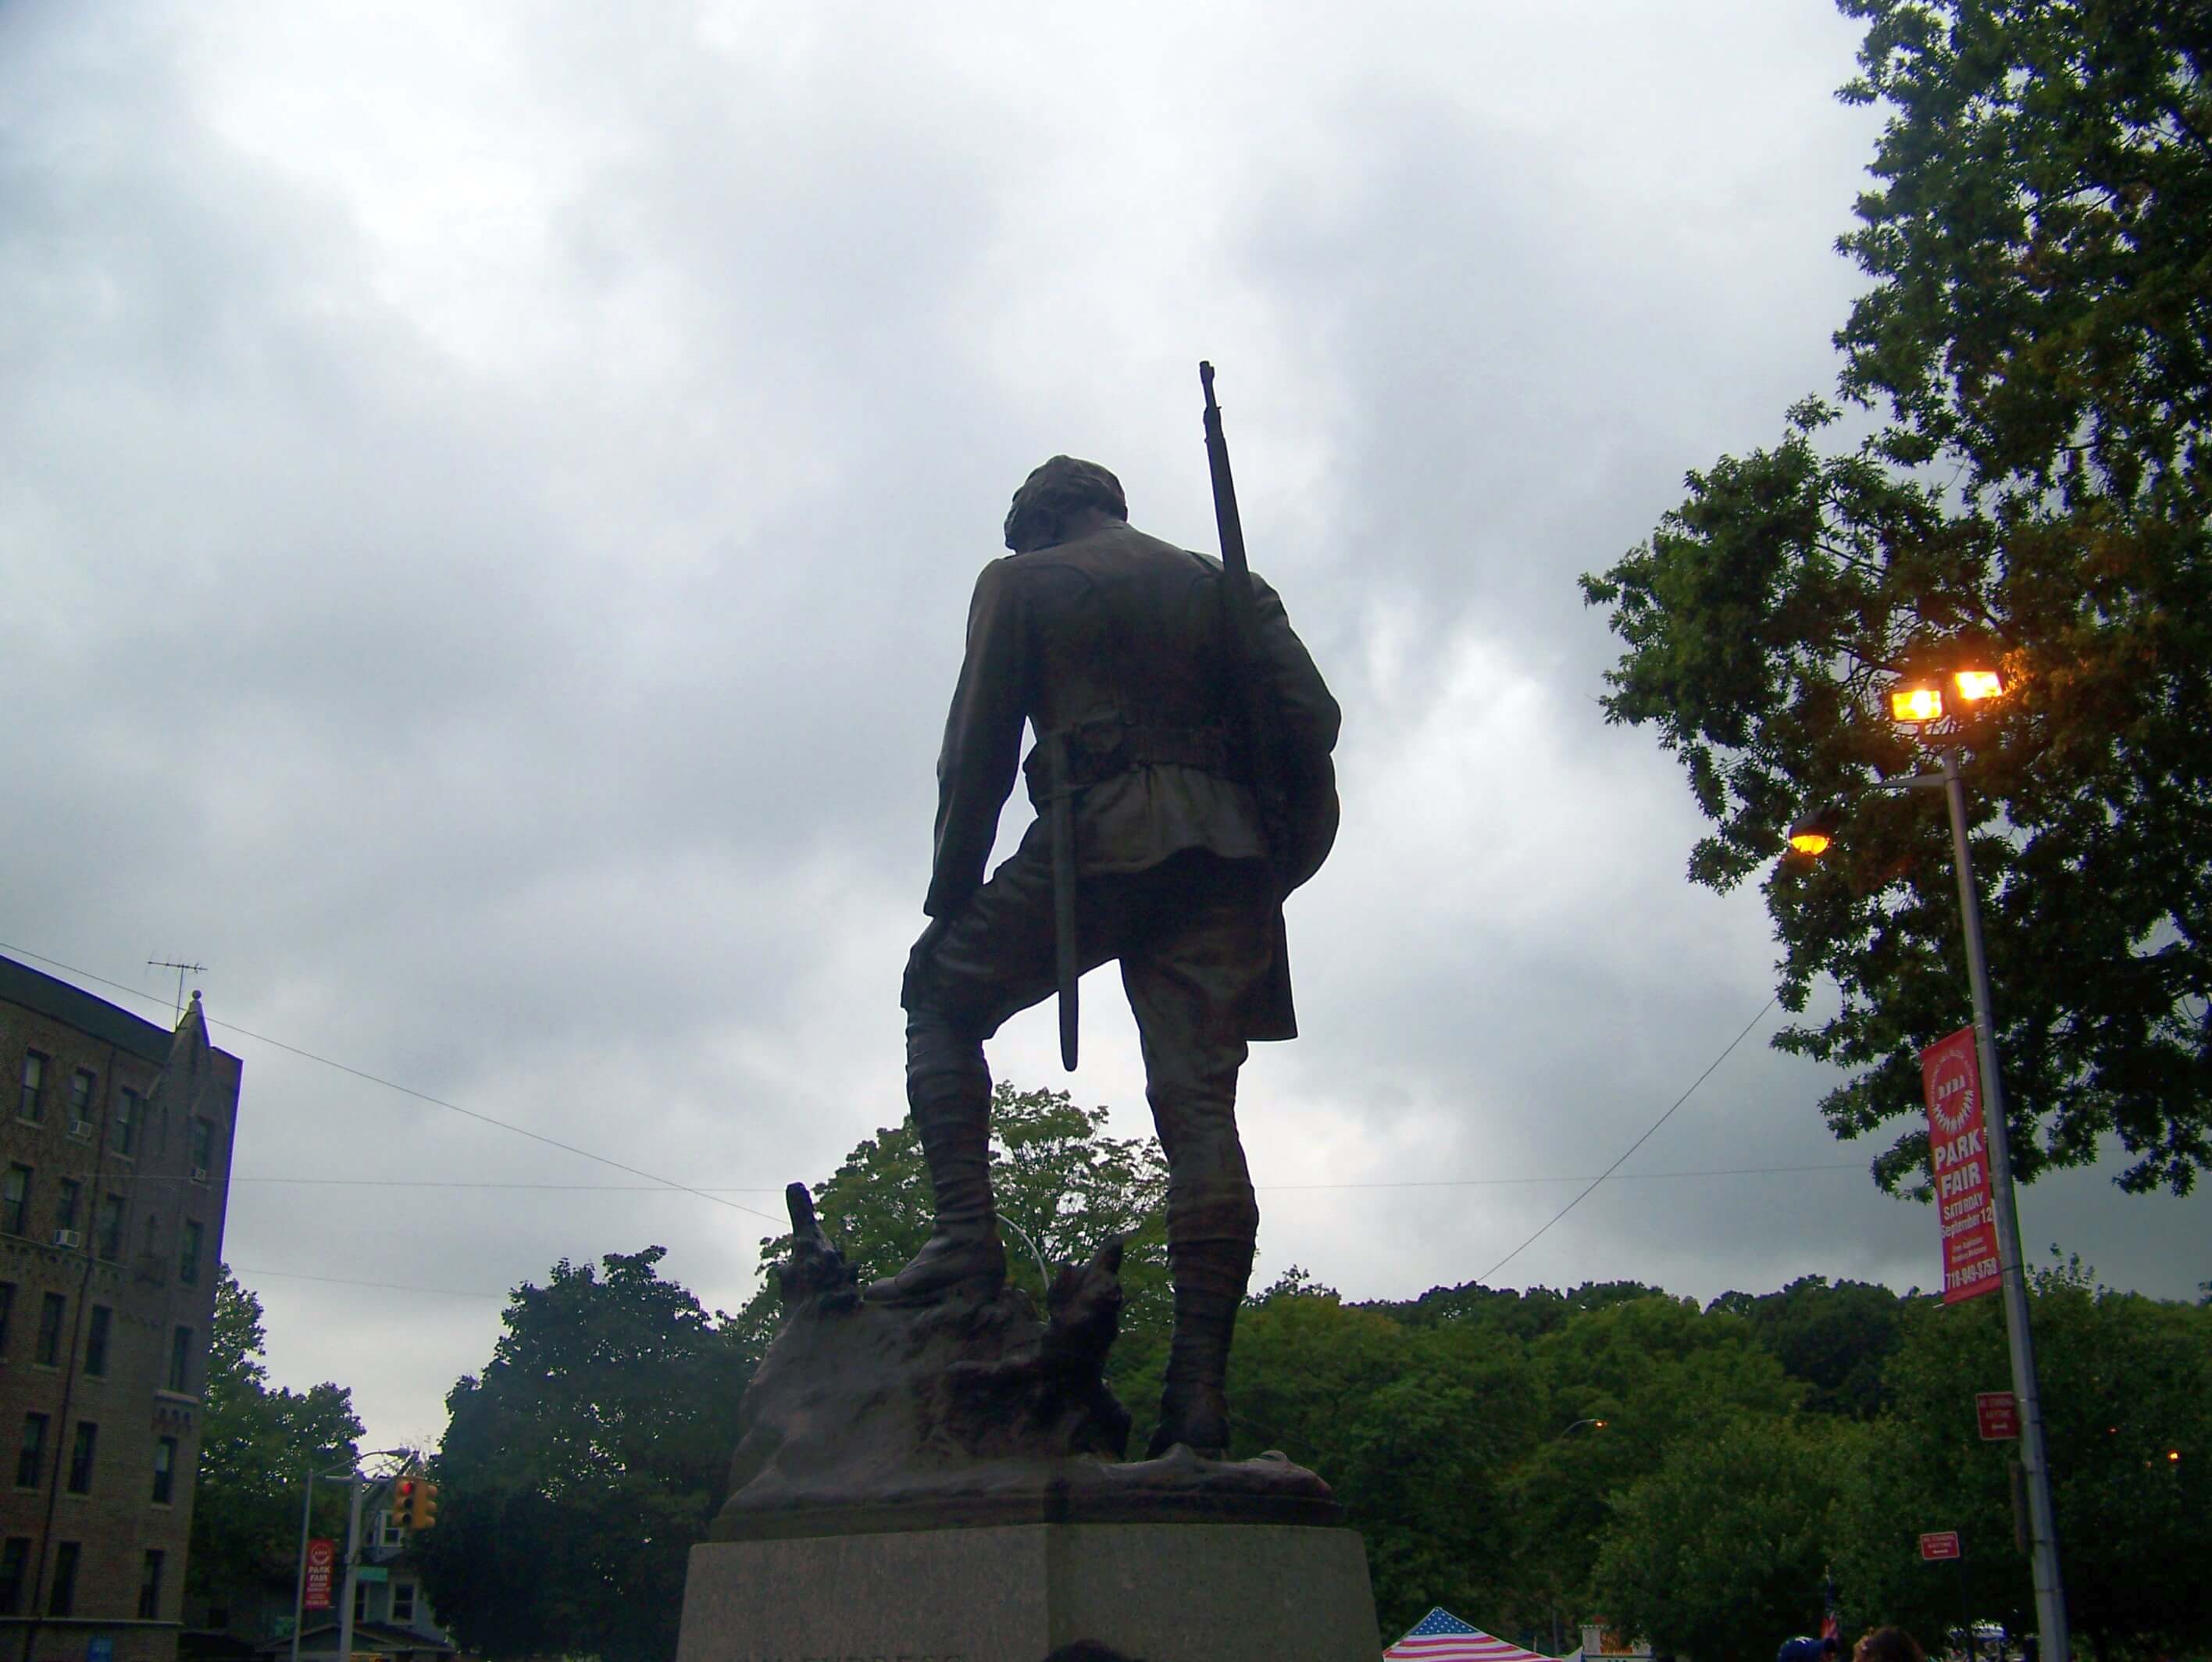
[[0, 940, 783, 1228], [230, 1266, 504, 1300], [1473, 994, 1781, 1284], [5, 940, 1810, 1256], [178, 1161, 1864, 1193]]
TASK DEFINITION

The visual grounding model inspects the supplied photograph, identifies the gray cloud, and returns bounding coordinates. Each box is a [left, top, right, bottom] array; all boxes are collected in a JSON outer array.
[[4, 0, 2202, 1449]]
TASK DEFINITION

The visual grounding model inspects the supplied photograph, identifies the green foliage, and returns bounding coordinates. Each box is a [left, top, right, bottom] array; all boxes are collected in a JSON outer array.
[[1224, 1289, 1546, 1640], [541, 1093, 2207, 1660], [1515, 1295, 1808, 1622], [1828, 1258, 2212, 1660], [1581, 0, 2212, 1196], [1593, 1414, 1871, 1662], [733, 1082, 1172, 1382], [416, 1248, 749, 1662], [1712, 1275, 1908, 1418], [188, 1267, 362, 1603], [1368, 1279, 1670, 1339]]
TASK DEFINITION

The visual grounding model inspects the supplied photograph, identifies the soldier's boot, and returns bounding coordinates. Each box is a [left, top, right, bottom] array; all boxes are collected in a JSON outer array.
[[865, 1090, 1006, 1306], [1147, 1234, 1254, 1458]]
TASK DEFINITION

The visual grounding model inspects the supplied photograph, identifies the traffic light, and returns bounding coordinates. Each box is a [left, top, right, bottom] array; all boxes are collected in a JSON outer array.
[[391, 1478, 419, 1531], [413, 1482, 439, 1531]]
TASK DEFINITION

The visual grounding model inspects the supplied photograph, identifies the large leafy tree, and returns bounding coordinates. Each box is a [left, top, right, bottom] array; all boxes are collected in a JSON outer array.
[[1828, 1262, 2212, 1660], [416, 1249, 749, 1662], [733, 1082, 1172, 1380], [1221, 1275, 1548, 1642], [1710, 1274, 1907, 1418], [189, 1268, 363, 1602], [1593, 1413, 1871, 1662], [1515, 1294, 1807, 1625], [1580, 0, 2212, 1193]]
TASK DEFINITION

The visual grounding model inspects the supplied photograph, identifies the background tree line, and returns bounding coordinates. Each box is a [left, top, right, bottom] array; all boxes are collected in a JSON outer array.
[[373, 1088, 2207, 1662]]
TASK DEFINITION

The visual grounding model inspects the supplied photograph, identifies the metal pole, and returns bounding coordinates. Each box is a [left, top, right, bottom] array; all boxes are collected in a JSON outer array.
[[1939, 747, 2070, 1662], [334, 1471, 364, 1662], [289, 1464, 316, 1662]]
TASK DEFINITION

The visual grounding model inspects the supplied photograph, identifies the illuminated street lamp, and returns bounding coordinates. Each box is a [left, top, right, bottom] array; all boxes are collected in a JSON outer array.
[[1789, 657, 2071, 1662], [1886, 666, 2007, 727]]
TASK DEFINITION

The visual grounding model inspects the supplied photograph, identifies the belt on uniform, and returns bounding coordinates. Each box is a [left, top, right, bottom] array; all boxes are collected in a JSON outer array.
[[1022, 721, 1238, 804]]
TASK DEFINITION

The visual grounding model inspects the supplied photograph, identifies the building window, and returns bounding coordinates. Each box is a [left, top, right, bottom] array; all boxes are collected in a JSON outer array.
[[137, 1549, 165, 1620], [189, 1116, 214, 1177], [152, 1436, 177, 1504], [16, 1414, 46, 1489], [55, 1179, 81, 1238], [96, 1193, 123, 1261], [2, 1165, 29, 1236], [66, 1421, 95, 1494], [116, 1088, 141, 1156], [67, 1070, 95, 1129], [17, 1053, 45, 1121], [48, 1541, 78, 1617], [168, 1325, 193, 1393], [0, 1536, 27, 1615], [179, 1220, 204, 1286], [391, 1580, 416, 1624], [351, 1578, 369, 1625], [0, 1282, 12, 1354], [35, 1294, 65, 1366], [84, 1306, 111, 1377]]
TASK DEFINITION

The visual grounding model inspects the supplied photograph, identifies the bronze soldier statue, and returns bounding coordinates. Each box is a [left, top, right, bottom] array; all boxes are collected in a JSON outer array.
[[877, 451, 1340, 1458]]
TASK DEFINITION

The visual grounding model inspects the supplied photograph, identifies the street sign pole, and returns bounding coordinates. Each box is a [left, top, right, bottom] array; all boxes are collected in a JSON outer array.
[[334, 1473, 362, 1662], [1941, 748, 2070, 1662]]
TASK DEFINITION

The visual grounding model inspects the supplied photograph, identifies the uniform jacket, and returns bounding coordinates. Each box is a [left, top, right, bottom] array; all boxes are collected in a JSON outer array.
[[924, 522, 1341, 1037]]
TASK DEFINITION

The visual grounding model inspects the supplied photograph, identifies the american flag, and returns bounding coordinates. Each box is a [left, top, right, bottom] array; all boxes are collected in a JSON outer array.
[[1385, 1609, 1562, 1662]]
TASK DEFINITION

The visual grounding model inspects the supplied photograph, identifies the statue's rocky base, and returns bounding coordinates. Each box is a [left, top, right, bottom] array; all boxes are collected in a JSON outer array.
[[710, 1193, 1340, 1540], [682, 1187, 1369, 1658], [676, 1521, 1382, 1662]]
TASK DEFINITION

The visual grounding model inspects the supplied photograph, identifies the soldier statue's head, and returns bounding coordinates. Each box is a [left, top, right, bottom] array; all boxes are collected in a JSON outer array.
[[1004, 455, 1127, 553]]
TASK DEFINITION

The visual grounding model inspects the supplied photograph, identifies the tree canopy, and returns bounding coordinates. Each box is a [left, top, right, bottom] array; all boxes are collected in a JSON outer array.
[[733, 1082, 1173, 1382], [416, 1248, 749, 1662], [411, 1094, 2212, 1661], [1580, 0, 2212, 1195], [188, 1268, 362, 1603]]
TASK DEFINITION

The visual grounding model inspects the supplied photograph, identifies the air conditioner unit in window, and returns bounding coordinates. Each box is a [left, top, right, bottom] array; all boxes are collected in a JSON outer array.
[[189, 1167, 209, 1183], [53, 1229, 81, 1250], [69, 1121, 93, 1139]]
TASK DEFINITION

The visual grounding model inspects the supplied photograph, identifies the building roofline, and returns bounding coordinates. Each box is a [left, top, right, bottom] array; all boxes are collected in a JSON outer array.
[[0, 952, 241, 1069]]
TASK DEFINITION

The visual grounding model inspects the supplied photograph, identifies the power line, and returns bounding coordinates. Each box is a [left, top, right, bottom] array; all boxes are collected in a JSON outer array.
[[1260, 1162, 1860, 1189], [230, 1266, 504, 1300], [3, 940, 1819, 1261], [191, 1161, 1865, 1193], [0, 940, 783, 1228], [1474, 994, 1781, 1285]]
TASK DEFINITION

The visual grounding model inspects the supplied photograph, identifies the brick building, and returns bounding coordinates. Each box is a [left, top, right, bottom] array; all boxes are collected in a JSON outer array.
[[1, 955, 240, 1662]]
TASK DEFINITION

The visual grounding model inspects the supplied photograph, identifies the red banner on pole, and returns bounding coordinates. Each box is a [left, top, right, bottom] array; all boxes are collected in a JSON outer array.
[[1921, 1025, 2001, 1304], [304, 1538, 336, 1610]]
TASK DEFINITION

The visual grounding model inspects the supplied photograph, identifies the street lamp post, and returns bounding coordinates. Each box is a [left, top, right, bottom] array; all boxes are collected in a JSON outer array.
[[1929, 744, 2069, 1662], [1789, 668, 2070, 1662]]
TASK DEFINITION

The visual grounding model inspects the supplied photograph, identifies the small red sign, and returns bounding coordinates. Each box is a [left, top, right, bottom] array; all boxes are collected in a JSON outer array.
[[1976, 1390, 2019, 1440], [1919, 1531, 1962, 1561], [1921, 1027, 2001, 1304], [304, 1538, 336, 1610]]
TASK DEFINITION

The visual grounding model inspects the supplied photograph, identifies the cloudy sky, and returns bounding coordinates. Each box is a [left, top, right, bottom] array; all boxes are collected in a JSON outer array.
[[5, 0, 2203, 1450]]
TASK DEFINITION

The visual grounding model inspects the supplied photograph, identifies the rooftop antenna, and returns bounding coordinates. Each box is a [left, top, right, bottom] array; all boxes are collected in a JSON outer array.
[[147, 958, 206, 1022]]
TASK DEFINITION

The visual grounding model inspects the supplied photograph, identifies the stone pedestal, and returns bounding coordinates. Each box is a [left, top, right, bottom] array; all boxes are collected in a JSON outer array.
[[676, 1521, 1380, 1662]]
